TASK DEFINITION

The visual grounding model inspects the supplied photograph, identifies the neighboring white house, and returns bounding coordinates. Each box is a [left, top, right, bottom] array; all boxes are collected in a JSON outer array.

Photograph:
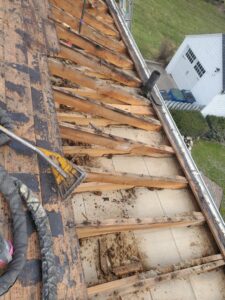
[[166, 34, 225, 117]]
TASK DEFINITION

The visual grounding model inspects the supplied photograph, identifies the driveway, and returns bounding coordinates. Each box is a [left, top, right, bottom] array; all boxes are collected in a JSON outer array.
[[145, 60, 177, 91]]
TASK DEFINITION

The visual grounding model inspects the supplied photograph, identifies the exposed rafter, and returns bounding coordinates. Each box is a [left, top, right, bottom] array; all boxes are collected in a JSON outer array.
[[49, 0, 119, 37], [76, 212, 205, 238], [50, 6, 126, 53], [54, 86, 148, 106], [57, 113, 120, 127], [85, 171, 188, 190], [55, 43, 140, 87], [53, 89, 161, 131], [63, 146, 171, 158], [87, 254, 225, 296], [55, 24, 132, 69], [75, 182, 134, 193], [49, 59, 145, 105], [60, 122, 174, 156]]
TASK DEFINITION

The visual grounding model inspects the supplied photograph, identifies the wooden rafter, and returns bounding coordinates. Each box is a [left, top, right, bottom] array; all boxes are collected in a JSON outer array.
[[54, 86, 148, 106], [49, 0, 119, 37], [112, 262, 143, 276], [75, 182, 134, 193], [76, 0, 108, 14], [55, 43, 141, 87], [55, 24, 132, 69], [87, 254, 225, 296], [76, 212, 205, 238], [63, 146, 171, 158], [57, 113, 120, 127], [49, 59, 145, 105], [50, 6, 126, 53], [53, 89, 161, 131], [85, 171, 188, 190], [59, 122, 174, 156], [107, 104, 154, 116]]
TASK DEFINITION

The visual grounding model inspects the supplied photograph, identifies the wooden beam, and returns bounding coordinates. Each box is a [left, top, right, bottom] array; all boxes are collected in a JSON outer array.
[[92, 12, 114, 26], [71, 0, 115, 25], [49, 59, 145, 106], [99, 238, 112, 275], [112, 262, 143, 276], [56, 43, 141, 87], [75, 182, 134, 193], [107, 104, 154, 116], [60, 123, 174, 156], [87, 254, 224, 296], [54, 87, 125, 105], [76, 212, 205, 238], [50, 6, 126, 53], [75, 0, 108, 14], [54, 89, 161, 131], [85, 171, 188, 190], [49, 0, 119, 37], [63, 146, 171, 158], [53, 87, 126, 105], [55, 24, 132, 69], [57, 113, 120, 126]]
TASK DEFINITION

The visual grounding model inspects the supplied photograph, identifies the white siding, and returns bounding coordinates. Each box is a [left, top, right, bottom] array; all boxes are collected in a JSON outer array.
[[166, 34, 223, 106], [201, 94, 225, 117], [166, 39, 188, 73]]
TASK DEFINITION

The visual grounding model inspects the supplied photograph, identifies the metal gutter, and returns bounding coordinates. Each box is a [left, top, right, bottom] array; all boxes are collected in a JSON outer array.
[[222, 34, 225, 91], [106, 0, 225, 257]]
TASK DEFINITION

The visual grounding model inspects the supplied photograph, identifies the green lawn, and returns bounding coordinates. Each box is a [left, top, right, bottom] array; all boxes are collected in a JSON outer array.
[[192, 140, 225, 217], [132, 0, 225, 59]]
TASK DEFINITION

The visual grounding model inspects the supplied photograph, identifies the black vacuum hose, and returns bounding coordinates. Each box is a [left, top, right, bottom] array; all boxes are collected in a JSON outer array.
[[0, 167, 28, 296], [19, 184, 58, 300]]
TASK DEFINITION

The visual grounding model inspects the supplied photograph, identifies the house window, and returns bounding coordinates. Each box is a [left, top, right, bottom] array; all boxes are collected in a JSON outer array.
[[186, 48, 196, 64], [194, 61, 206, 78]]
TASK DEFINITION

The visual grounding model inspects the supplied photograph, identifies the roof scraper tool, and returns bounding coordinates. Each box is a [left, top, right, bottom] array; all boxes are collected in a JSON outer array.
[[0, 125, 86, 199]]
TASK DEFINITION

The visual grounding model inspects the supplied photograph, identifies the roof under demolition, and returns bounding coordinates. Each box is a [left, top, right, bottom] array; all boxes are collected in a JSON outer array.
[[0, 0, 225, 299]]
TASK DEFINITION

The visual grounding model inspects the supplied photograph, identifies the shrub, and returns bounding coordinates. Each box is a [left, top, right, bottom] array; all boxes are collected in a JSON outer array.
[[170, 110, 209, 138], [205, 115, 225, 143], [156, 39, 175, 67]]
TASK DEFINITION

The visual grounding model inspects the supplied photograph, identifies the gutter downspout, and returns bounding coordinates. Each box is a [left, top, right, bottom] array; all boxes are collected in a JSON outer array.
[[106, 0, 225, 257]]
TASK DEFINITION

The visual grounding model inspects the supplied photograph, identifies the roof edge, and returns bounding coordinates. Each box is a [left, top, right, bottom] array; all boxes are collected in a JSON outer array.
[[106, 0, 225, 257]]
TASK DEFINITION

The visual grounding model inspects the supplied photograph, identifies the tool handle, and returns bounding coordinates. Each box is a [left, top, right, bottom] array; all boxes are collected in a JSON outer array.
[[0, 125, 67, 178]]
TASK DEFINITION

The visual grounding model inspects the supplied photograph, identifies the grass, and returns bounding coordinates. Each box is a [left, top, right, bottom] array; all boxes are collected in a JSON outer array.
[[192, 140, 225, 217], [132, 0, 225, 59]]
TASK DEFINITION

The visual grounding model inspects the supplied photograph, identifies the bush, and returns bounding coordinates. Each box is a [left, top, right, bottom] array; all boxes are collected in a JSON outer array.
[[170, 110, 209, 138], [156, 39, 175, 67], [205, 115, 225, 143]]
